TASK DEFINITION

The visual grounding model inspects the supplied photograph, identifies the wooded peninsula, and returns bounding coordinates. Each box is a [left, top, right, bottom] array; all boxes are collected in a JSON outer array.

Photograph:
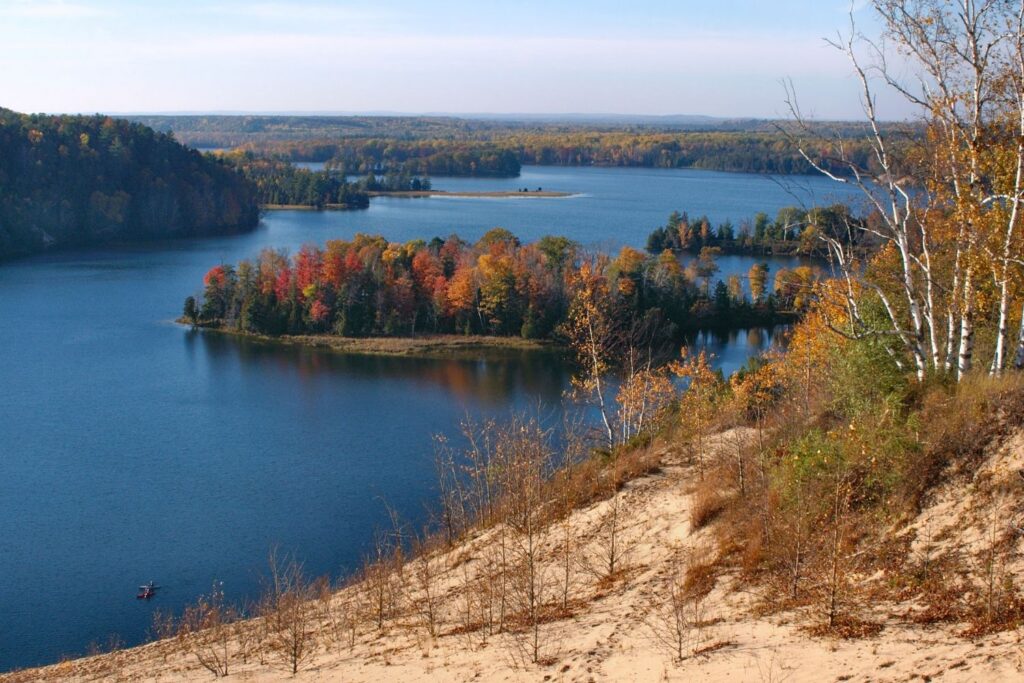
[[0, 108, 259, 260]]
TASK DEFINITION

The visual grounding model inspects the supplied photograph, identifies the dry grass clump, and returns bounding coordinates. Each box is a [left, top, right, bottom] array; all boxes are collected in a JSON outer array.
[[803, 616, 884, 640], [903, 373, 1024, 510], [690, 484, 728, 531]]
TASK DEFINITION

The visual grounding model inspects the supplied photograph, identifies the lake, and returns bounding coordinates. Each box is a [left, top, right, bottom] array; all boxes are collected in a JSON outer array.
[[292, 163, 865, 251], [0, 165, 855, 671]]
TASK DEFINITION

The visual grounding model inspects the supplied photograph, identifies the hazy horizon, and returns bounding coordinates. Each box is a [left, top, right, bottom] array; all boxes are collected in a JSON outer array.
[[1, 0, 913, 121], [70, 110, 873, 122]]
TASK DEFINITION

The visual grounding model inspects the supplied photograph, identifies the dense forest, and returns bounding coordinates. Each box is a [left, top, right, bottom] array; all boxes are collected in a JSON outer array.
[[646, 204, 869, 257], [185, 228, 816, 342], [318, 140, 522, 177], [232, 139, 520, 177], [0, 109, 259, 260]]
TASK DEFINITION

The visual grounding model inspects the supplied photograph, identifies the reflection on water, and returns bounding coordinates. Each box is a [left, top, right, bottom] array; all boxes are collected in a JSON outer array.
[[192, 331, 573, 406], [685, 326, 789, 376]]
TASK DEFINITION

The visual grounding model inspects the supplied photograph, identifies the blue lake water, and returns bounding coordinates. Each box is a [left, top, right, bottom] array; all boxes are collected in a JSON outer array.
[[0, 165, 856, 671], [294, 163, 865, 250]]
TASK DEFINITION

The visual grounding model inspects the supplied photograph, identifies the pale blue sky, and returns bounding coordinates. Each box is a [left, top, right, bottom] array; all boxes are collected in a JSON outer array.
[[0, 0, 906, 119]]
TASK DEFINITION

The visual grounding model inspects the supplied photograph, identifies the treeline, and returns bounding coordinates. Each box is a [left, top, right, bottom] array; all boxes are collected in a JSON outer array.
[[131, 114, 501, 148], [646, 204, 867, 257], [218, 152, 369, 209], [356, 171, 432, 192], [505, 131, 879, 175], [240, 131, 882, 178], [250, 140, 522, 177], [128, 114, 908, 178], [0, 108, 259, 260], [185, 229, 815, 341], [324, 140, 521, 177]]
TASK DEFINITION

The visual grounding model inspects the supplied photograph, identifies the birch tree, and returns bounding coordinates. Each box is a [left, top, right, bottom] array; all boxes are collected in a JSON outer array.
[[787, 0, 1024, 380]]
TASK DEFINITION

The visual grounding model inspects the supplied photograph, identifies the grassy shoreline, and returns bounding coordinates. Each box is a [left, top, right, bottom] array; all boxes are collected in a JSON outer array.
[[178, 320, 561, 358]]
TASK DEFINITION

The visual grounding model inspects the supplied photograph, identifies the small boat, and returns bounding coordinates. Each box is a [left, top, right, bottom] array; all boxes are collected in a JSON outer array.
[[136, 581, 159, 600]]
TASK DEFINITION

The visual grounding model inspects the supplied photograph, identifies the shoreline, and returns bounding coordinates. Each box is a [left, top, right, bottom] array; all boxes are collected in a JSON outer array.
[[261, 202, 365, 210], [178, 322, 562, 358], [177, 318, 796, 361], [260, 190, 574, 211], [366, 189, 573, 198]]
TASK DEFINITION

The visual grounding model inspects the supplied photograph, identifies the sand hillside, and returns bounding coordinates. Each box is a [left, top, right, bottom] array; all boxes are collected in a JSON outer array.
[[7, 428, 1024, 682]]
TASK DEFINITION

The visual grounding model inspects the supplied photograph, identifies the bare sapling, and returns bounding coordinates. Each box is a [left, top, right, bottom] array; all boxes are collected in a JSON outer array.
[[454, 559, 489, 648], [410, 529, 447, 639], [586, 482, 627, 583], [260, 550, 318, 674], [966, 493, 1023, 631], [461, 520, 511, 640], [360, 509, 410, 634], [314, 576, 358, 651], [489, 524, 511, 636], [722, 423, 750, 498], [148, 609, 177, 662], [236, 598, 262, 664], [362, 540, 393, 632], [178, 580, 239, 677], [433, 432, 470, 545], [808, 472, 862, 633], [499, 416, 557, 665], [583, 455, 643, 585], [752, 646, 794, 683], [556, 416, 588, 612], [647, 548, 698, 664]]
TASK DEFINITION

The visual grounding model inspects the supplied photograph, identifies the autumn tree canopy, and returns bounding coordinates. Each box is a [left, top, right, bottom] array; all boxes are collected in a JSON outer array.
[[189, 229, 809, 342]]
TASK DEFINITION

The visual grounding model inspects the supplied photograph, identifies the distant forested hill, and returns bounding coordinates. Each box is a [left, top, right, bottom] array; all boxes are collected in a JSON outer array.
[[129, 114, 897, 178], [0, 109, 260, 260]]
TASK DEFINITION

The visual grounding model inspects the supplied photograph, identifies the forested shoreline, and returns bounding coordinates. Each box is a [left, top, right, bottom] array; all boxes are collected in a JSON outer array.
[[240, 131, 877, 178], [184, 228, 811, 348], [0, 109, 260, 260], [218, 150, 441, 210]]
